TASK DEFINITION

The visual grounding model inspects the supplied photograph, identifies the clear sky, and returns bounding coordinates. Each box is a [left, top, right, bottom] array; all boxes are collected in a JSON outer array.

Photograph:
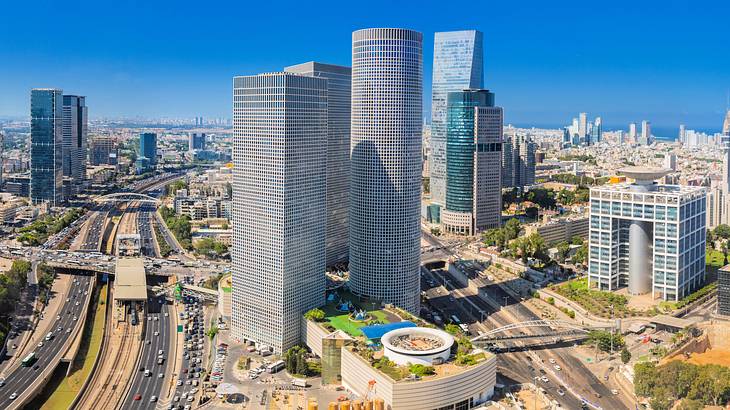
[[1, 0, 729, 131]]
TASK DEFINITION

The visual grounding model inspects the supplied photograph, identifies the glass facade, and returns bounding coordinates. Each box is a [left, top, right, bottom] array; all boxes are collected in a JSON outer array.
[[430, 30, 484, 207], [139, 132, 157, 165], [588, 184, 706, 301], [30, 88, 64, 206], [445, 90, 494, 212]]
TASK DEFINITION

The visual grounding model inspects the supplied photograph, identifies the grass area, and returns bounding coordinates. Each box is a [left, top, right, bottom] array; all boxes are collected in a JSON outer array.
[[551, 277, 656, 318], [221, 286, 231, 293], [320, 290, 394, 337], [706, 248, 726, 273], [37, 283, 108, 410]]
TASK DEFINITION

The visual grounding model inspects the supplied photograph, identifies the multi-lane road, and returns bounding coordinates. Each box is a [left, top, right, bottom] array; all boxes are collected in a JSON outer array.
[[0, 274, 93, 409], [121, 297, 172, 409]]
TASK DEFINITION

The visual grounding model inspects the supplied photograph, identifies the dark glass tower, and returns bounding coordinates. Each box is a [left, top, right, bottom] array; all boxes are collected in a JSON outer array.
[[30, 88, 64, 206], [139, 132, 157, 164]]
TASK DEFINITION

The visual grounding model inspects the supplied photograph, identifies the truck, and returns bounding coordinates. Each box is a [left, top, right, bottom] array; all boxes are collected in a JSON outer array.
[[291, 378, 307, 388]]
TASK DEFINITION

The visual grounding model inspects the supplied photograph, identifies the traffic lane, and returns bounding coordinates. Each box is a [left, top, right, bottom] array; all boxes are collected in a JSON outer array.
[[0, 275, 92, 408], [140, 301, 170, 409]]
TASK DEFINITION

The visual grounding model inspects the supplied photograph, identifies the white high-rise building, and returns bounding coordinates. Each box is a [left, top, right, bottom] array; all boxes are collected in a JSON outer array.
[[641, 120, 652, 145], [578, 112, 587, 139], [429, 30, 484, 207], [350, 28, 423, 313], [629, 122, 637, 142], [231, 72, 327, 353], [285, 62, 352, 267]]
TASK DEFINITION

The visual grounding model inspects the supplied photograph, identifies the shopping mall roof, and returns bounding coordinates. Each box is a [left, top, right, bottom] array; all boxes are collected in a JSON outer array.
[[114, 257, 147, 301], [650, 315, 698, 331], [361, 321, 416, 340]]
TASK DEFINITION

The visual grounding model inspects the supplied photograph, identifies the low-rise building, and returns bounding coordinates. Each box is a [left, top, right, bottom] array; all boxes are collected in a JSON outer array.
[[523, 215, 589, 244]]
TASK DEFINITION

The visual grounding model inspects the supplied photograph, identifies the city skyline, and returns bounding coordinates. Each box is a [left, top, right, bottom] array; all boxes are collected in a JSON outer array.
[[1, 1, 729, 129]]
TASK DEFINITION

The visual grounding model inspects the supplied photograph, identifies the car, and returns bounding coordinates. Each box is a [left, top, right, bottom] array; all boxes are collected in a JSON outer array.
[[38, 341, 43, 347], [554, 365, 561, 371], [73, 316, 78, 321], [540, 376, 549, 383], [173, 395, 180, 402], [158, 373, 164, 378], [185, 380, 192, 385], [66, 328, 71, 333], [75, 302, 79, 306], [146, 340, 151, 345], [557, 389, 565, 396], [158, 349, 164, 355], [66, 298, 70, 302], [154, 331, 159, 336], [134, 393, 142, 401], [548, 358, 556, 364], [150, 396, 158, 402], [611, 389, 619, 395], [148, 317, 153, 321], [176, 380, 183, 386], [182, 368, 188, 373], [56, 315, 61, 321], [9, 392, 17, 400], [187, 396, 194, 402]]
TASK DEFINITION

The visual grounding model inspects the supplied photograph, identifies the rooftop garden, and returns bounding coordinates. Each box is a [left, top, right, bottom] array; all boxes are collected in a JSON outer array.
[[551, 277, 657, 318]]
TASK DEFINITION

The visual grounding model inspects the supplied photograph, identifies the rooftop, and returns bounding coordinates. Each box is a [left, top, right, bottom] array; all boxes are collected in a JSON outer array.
[[114, 257, 147, 300]]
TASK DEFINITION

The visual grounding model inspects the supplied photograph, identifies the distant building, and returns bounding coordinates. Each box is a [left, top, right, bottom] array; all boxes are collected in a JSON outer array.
[[231, 72, 327, 353], [629, 122, 637, 142], [588, 168, 706, 301], [578, 112, 587, 143], [61, 95, 88, 185], [640, 120, 652, 145], [139, 132, 157, 165], [663, 153, 677, 171], [89, 136, 118, 166], [591, 117, 602, 144], [441, 89, 502, 235], [502, 134, 536, 188], [429, 30, 484, 208], [30, 88, 64, 206], [188, 132, 206, 151], [285, 61, 351, 267], [723, 110, 730, 135], [524, 216, 589, 244]]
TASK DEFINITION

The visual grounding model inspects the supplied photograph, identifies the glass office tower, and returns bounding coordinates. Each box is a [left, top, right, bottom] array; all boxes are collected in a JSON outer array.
[[285, 62, 352, 267], [588, 168, 706, 301], [231, 72, 327, 353], [62, 95, 88, 184], [139, 132, 157, 165], [30, 88, 64, 206], [442, 90, 502, 235], [350, 28, 423, 313], [430, 30, 484, 207]]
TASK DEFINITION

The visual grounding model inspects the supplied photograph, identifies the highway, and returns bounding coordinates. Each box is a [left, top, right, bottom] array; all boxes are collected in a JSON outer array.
[[79, 205, 112, 251], [121, 296, 172, 409], [420, 230, 629, 409], [138, 203, 158, 258], [0, 274, 93, 409], [172, 294, 205, 408]]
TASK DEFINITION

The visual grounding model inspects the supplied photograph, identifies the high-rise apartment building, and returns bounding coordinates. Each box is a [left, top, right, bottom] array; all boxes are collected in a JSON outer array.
[[640, 120, 652, 145], [89, 136, 118, 166], [723, 110, 730, 135], [139, 132, 157, 164], [502, 134, 536, 188], [61, 95, 88, 184], [188, 132, 206, 151], [429, 30, 484, 207], [441, 90, 502, 235], [591, 117, 602, 144], [285, 62, 351, 267], [629, 122, 637, 142], [350, 28, 423, 314], [578, 112, 588, 142], [588, 168, 706, 301], [30, 88, 64, 206], [231, 72, 327, 353]]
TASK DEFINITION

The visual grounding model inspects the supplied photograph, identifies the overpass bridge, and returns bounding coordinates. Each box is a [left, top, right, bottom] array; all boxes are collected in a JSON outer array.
[[93, 192, 161, 205], [471, 320, 613, 347], [151, 282, 218, 302]]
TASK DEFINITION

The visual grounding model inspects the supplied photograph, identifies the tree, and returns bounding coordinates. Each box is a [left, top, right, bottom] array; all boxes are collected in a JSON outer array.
[[714, 224, 730, 239], [634, 362, 658, 397], [586, 330, 624, 352], [503, 218, 521, 241], [555, 241, 571, 263], [572, 242, 588, 266], [482, 228, 506, 249], [444, 323, 461, 335], [620, 347, 631, 364], [304, 308, 325, 322]]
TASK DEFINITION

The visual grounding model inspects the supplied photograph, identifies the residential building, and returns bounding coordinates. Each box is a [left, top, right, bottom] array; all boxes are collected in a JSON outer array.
[[629, 122, 637, 142], [139, 132, 157, 165], [30, 88, 64, 206], [61, 95, 88, 184], [591, 116, 602, 144], [723, 110, 730, 135], [285, 62, 351, 267], [578, 112, 587, 142], [502, 133, 536, 188], [429, 30, 484, 207], [231, 72, 327, 353], [588, 167, 706, 301], [441, 89, 502, 235], [349, 28, 422, 314], [189, 132, 206, 151]]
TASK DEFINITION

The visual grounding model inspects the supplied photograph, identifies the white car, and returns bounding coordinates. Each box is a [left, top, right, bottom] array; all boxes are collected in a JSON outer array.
[[540, 376, 549, 383], [9, 392, 17, 400], [554, 365, 561, 371], [154, 331, 159, 336], [548, 358, 556, 364]]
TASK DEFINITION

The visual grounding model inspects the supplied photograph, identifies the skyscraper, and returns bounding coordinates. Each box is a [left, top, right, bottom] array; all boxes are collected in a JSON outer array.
[[640, 120, 651, 145], [591, 117, 602, 144], [578, 112, 587, 142], [350, 28, 423, 314], [441, 90, 502, 235], [502, 133, 536, 188], [30, 88, 64, 206], [188, 132, 206, 151], [89, 136, 118, 166], [429, 30, 484, 207], [139, 132, 157, 164], [231, 72, 327, 353], [285, 62, 351, 267], [724, 110, 730, 135], [629, 122, 637, 142], [61, 95, 88, 185]]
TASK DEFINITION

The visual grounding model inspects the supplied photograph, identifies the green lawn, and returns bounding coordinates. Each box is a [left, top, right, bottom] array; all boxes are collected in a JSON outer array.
[[706, 249, 726, 273], [321, 291, 393, 337], [39, 284, 108, 410]]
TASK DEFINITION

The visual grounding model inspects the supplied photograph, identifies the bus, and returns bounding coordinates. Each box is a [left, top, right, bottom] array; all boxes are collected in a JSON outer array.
[[21, 352, 36, 367], [450, 315, 461, 324], [267, 360, 285, 374]]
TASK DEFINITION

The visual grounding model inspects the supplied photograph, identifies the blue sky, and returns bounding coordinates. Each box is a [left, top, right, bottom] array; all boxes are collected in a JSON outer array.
[[1, 0, 729, 132]]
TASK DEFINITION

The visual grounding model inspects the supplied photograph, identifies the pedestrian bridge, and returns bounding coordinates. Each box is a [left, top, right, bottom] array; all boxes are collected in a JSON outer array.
[[471, 320, 612, 345], [94, 192, 161, 205]]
